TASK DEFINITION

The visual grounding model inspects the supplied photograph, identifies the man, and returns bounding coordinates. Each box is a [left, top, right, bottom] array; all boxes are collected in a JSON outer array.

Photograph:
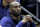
[[0, 0, 16, 20], [0, 1, 36, 27]]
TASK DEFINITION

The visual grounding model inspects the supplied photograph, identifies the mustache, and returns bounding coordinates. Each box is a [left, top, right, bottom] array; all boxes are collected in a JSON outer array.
[[11, 10, 21, 16]]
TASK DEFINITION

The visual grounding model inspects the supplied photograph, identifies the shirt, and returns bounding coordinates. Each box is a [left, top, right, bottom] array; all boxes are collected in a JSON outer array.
[[0, 15, 36, 27]]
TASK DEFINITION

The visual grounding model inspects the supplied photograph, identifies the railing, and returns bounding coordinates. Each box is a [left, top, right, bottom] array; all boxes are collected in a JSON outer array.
[[21, 6, 40, 22]]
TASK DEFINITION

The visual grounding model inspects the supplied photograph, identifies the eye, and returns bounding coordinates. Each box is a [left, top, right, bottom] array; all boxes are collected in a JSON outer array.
[[19, 6, 20, 8], [14, 6, 17, 8], [19, 5, 21, 8]]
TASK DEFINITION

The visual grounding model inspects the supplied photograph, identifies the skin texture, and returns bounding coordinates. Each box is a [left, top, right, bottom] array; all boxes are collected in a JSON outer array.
[[9, 1, 34, 24], [9, 4, 21, 16], [22, 15, 33, 24]]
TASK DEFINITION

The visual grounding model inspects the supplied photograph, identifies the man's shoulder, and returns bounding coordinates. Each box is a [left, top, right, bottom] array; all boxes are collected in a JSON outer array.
[[1, 16, 12, 20], [0, 16, 13, 26], [1, 16, 13, 24]]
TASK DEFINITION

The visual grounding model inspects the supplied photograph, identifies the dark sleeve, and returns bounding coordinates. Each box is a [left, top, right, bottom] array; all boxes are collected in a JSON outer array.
[[27, 22, 30, 27], [15, 15, 24, 27], [32, 21, 36, 27], [0, 17, 13, 27]]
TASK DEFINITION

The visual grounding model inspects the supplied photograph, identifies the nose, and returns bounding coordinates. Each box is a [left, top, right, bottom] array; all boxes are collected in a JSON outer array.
[[17, 7, 21, 12], [17, 7, 20, 11], [18, 7, 20, 10]]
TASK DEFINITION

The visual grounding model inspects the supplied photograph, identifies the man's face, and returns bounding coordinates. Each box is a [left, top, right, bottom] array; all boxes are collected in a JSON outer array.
[[10, 4, 21, 16]]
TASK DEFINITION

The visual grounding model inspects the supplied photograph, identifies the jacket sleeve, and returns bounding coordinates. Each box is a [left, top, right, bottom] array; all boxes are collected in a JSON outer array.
[[0, 17, 13, 27], [32, 21, 36, 27], [16, 21, 24, 27], [0, 17, 24, 27]]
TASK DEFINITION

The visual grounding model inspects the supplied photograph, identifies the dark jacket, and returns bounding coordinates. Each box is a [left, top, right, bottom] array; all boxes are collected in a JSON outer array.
[[0, 0, 9, 19], [0, 15, 36, 27]]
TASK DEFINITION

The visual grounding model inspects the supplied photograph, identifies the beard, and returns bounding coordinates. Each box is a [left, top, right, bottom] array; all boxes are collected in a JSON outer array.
[[11, 10, 21, 23], [11, 10, 21, 16]]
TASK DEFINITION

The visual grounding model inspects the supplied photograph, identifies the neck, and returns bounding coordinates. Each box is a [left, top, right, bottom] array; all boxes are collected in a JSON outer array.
[[11, 14, 20, 20]]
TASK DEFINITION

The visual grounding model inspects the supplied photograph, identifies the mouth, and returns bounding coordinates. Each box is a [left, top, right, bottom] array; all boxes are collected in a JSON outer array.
[[16, 11, 21, 14]]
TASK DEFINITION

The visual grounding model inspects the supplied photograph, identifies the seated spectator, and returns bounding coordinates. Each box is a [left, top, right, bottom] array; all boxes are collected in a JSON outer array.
[[0, 0, 16, 20], [0, 1, 36, 27]]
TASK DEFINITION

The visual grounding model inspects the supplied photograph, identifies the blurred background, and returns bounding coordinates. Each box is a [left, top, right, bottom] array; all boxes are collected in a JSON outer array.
[[20, 0, 40, 26]]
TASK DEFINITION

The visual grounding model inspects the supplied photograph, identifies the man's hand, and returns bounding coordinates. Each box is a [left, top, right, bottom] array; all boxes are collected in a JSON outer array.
[[29, 17, 33, 23], [22, 15, 32, 24]]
